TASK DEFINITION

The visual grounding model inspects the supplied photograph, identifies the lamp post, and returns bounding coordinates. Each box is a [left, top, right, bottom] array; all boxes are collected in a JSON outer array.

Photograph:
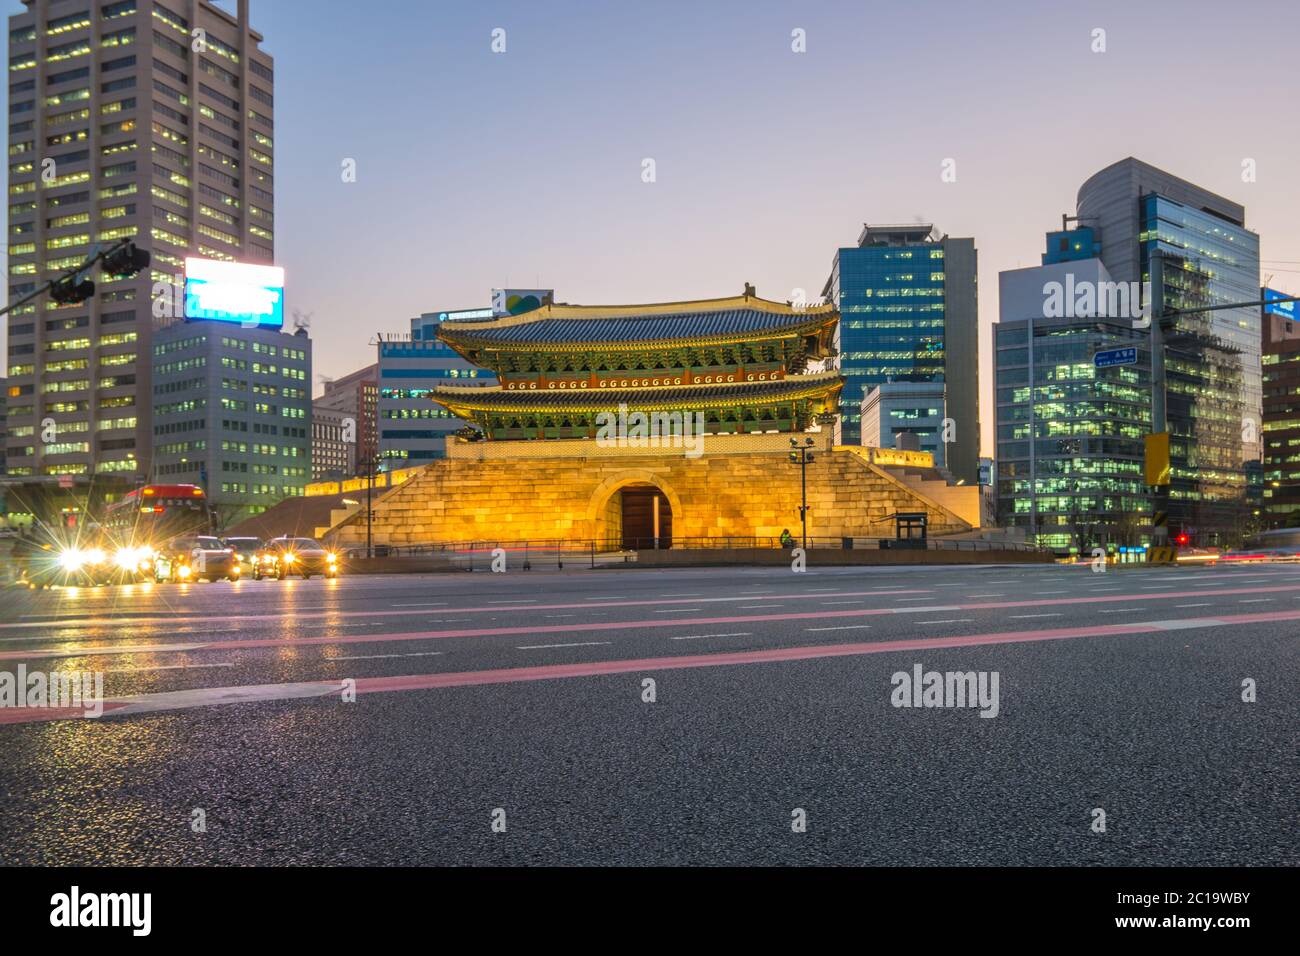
[[788, 436, 816, 550], [359, 454, 381, 559]]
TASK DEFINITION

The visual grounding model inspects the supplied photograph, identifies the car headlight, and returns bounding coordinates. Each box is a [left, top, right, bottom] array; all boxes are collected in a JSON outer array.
[[115, 547, 140, 570], [85, 548, 107, 565], [327, 553, 337, 565], [284, 552, 296, 563], [177, 564, 192, 579], [59, 549, 84, 571]]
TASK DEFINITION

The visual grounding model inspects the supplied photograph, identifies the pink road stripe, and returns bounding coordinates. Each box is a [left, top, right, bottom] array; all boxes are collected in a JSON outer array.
[[0, 588, 932, 632], [4, 598, 1300, 664], [2, 609, 1290, 725], [4, 582, 1296, 636]]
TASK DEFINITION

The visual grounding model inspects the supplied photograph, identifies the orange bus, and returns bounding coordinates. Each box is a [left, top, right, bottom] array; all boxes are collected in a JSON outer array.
[[102, 484, 217, 550]]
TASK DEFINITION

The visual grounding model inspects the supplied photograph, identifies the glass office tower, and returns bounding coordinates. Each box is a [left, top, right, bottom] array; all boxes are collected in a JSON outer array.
[[1077, 158, 1260, 544], [823, 224, 979, 482]]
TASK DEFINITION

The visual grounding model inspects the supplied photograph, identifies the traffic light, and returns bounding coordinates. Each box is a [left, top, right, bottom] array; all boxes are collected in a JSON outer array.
[[49, 274, 94, 305], [101, 241, 150, 278]]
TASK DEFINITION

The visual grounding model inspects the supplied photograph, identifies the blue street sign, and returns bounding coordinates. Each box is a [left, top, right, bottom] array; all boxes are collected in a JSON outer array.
[[1094, 346, 1137, 368]]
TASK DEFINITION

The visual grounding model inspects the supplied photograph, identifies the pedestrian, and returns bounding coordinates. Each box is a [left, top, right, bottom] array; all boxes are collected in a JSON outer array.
[[779, 528, 794, 549]]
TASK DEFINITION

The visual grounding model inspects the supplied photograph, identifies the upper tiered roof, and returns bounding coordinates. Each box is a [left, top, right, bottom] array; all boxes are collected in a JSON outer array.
[[437, 293, 837, 355]]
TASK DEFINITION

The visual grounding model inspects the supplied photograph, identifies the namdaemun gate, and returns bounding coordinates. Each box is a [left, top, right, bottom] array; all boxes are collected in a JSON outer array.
[[329, 290, 981, 549]]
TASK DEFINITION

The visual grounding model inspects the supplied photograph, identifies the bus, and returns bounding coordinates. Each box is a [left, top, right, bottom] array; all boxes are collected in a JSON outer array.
[[102, 484, 217, 552]]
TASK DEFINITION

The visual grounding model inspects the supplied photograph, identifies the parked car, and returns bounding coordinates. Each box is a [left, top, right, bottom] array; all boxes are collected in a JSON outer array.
[[155, 535, 241, 582], [254, 536, 340, 579]]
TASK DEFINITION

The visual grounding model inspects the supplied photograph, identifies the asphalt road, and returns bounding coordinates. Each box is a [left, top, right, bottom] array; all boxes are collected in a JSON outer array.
[[0, 560, 1295, 865]]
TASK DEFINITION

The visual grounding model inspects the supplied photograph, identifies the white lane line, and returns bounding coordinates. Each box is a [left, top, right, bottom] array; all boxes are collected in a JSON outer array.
[[103, 662, 235, 673], [806, 588, 842, 592], [1010, 613, 1062, 619], [669, 632, 753, 641], [544, 615, 576, 619], [1089, 587, 1121, 591], [1035, 590, 1067, 595], [654, 608, 703, 613], [919, 619, 974, 625], [587, 596, 627, 600], [19, 642, 209, 659], [516, 641, 612, 650], [674, 592, 705, 596], [1176, 603, 1214, 608], [893, 605, 962, 615], [489, 600, 537, 605], [1140, 586, 1174, 591], [1099, 608, 1142, 614], [391, 602, 448, 607], [895, 597, 935, 602], [805, 625, 874, 632], [823, 601, 866, 605], [1239, 599, 1273, 604], [966, 593, 1004, 598], [330, 651, 445, 661]]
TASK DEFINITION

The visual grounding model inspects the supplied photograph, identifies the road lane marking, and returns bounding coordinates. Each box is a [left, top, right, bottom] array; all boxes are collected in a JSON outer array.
[[25, 580, 1298, 632], [15, 609, 1294, 723], [103, 662, 235, 673], [1010, 614, 1062, 619], [654, 608, 702, 613], [330, 651, 445, 661], [669, 632, 752, 641], [391, 603, 448, 607], [738, 604, 784, 609], [1175, 603, 1214, 608], [805, 625, 874, 632], [919, 619, 974, 624], [7, 588, 1300, 663], [517, 641, 612, 650]]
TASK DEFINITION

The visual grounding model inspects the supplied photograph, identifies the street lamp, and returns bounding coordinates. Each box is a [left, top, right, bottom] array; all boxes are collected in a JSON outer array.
[[788, 436, 816, 549], [358, 454, 382, 559]]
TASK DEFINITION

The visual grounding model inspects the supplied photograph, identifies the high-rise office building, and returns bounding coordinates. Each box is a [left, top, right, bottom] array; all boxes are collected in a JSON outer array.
[[314, 364, 377, 469], [5, 0, 274, 482], [151, 318, 309, 527], [1262, 292, 1300, 529], [996, 250, 1153, 549], [0, 377, 7, 476], [377, 307, 497, 467], [823, 223, 980, 483], [1077, 158, 1260, 541]]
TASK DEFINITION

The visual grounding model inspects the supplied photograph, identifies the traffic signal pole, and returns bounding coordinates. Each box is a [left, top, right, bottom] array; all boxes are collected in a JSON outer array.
[[0, 238, 148, 319]]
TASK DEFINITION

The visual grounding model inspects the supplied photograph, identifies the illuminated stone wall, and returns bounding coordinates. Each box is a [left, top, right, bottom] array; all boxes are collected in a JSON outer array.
[[326, 439, 974, 547]]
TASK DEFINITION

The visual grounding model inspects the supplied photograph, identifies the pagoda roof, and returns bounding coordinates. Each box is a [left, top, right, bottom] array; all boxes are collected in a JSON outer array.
[[436, 294, 836, 351], [431, 370, 843, 413]]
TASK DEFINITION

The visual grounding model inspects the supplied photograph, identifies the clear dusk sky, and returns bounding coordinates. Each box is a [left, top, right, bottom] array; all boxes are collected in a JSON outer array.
[[6, 0, 1300, 456]]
